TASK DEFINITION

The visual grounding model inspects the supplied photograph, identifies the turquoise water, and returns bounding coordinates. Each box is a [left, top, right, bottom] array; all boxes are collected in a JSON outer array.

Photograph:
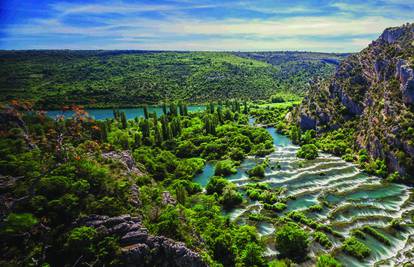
[[193, 162, 215, 187], [194, 126, 414, 266], [47, 105, 205, 120]]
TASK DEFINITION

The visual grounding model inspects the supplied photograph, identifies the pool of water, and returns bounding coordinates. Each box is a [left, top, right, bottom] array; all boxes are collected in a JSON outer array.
[[47, 105, 205, 120], [194, 127, 414, 266]]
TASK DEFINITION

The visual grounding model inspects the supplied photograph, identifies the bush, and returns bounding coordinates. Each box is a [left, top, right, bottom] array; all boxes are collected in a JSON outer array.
[[316, 254, 342, 267], [275, 222, 309, 262], [296, 144, 318, 160], [361, 226, 391, 245], [247, 163, 265, 178], [342, 237, 371, 259], [308, 204, 323, 212], [214, 160, 237, 176], [220, 184, 243, 209], [65, 226, 97, 255], [206, 176, 230, 195], [313, 231, 332, 249], [1, 213, 38, 235]]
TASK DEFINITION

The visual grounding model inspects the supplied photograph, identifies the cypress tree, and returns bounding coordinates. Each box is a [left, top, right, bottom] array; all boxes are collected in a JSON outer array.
[[209, 102, 215, 114], [134, 133, 142, 148], [169, 103, 177, 116], [143, 105, 149, 120], [155, 125, 163, 146], [243, 101, 249, 114], [217, 105, 223, 124], [120, 112, 127, 129], [100, 122, 108, 142], [179, 101, 184, 116], [161, 116, 169, 140]]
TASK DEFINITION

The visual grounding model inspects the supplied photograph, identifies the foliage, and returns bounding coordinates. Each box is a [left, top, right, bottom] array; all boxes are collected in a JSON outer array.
[[274, 222, 309, 262], [342, 237, 371, 259], [0, 51, 342, 108], [215, 159, 238, 176], [316, 254, 342, 267], [296, 144, 318, 160], [313, 231, 333, 249]]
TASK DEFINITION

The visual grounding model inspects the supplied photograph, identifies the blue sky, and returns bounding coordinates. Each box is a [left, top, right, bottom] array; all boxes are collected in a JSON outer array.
[[0, 0, 412, 52]]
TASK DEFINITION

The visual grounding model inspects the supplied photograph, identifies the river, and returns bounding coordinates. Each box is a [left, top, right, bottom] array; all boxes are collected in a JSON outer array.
[[194, 127, 414, 266]]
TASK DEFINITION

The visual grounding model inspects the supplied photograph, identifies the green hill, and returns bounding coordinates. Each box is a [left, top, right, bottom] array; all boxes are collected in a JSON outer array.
[[0, 50, 345, 109]]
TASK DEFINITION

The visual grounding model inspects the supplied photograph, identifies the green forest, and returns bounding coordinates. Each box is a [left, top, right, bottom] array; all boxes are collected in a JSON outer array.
[[0, 51, 343, 109]]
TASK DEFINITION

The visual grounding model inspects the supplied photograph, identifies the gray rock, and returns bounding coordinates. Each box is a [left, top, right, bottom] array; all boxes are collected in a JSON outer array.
[[121, 230, 148, 245], [380, 26, 406, 44], [299, 114, 316, 130], [78, 214, 207, 267], [397, 63, 414, 105]]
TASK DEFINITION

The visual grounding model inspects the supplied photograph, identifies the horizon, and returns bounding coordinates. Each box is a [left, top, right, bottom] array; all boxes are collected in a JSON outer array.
[[1, 1, 413, 52]]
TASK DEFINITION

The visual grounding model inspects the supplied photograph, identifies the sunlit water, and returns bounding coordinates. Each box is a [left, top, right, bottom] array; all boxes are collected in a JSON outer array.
[[47, 106, 205, 120], [194, 127, 414, 266]]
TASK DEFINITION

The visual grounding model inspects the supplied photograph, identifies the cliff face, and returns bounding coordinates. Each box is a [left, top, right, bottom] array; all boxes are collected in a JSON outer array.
[[296, 23, 414, 177], [77, 215, 207, 267]]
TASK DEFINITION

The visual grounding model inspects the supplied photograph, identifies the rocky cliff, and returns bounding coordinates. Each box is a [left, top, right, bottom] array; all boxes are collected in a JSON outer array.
[[77, 214, 207, 267], [296, 23, 414, 177]]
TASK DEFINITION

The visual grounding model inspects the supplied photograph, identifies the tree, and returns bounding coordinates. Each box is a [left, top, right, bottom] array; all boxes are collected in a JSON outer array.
[[274, 222, 309, 262], [143, 105, 149, 119], [238, 242, 265, 267], [120, 112, 127, 129]]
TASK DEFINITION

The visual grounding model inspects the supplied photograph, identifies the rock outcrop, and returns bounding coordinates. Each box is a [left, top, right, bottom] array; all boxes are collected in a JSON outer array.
[[295, 23, 414, 177], [77, 214, 207, 267], [102, 151, 145, 206]]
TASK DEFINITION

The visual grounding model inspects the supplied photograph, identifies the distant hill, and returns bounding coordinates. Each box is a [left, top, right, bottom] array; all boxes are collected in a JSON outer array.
[[0, 50, 347, 109]]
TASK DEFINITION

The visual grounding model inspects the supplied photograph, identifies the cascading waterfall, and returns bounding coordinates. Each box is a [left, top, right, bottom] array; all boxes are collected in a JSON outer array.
[[195, 127, 414, 266]]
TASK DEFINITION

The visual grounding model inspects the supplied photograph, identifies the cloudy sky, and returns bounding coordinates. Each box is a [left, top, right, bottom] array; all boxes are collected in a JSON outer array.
[[0, 0, 412, 52]]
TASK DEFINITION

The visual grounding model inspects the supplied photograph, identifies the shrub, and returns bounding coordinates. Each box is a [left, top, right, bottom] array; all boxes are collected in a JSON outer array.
[[316, 254, 342, 267], [220, 184, 243, 209], [215, 160, 237, 176], [342, 237, 371, 259], [275, 222, 309, 262], [361, 226, 390, 245], [313, 231, 333, 249], [296, 144, 318, 160], [1, 213, 38, 235], [247, 163, 265, 178], [308, 204, 323, 212], [206, 176, 229, 195]]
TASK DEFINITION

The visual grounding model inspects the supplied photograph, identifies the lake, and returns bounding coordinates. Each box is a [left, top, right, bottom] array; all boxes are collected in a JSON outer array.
[[47, 105, 206, 120]]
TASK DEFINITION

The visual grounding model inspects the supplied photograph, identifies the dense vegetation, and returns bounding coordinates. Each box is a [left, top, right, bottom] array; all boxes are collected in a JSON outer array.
[[0, 100, 281, 266], [0, 50, 342, 109]]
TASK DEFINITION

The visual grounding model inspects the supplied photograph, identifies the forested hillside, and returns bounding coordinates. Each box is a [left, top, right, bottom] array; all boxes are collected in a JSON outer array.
[[0, 51, 344, 109]]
